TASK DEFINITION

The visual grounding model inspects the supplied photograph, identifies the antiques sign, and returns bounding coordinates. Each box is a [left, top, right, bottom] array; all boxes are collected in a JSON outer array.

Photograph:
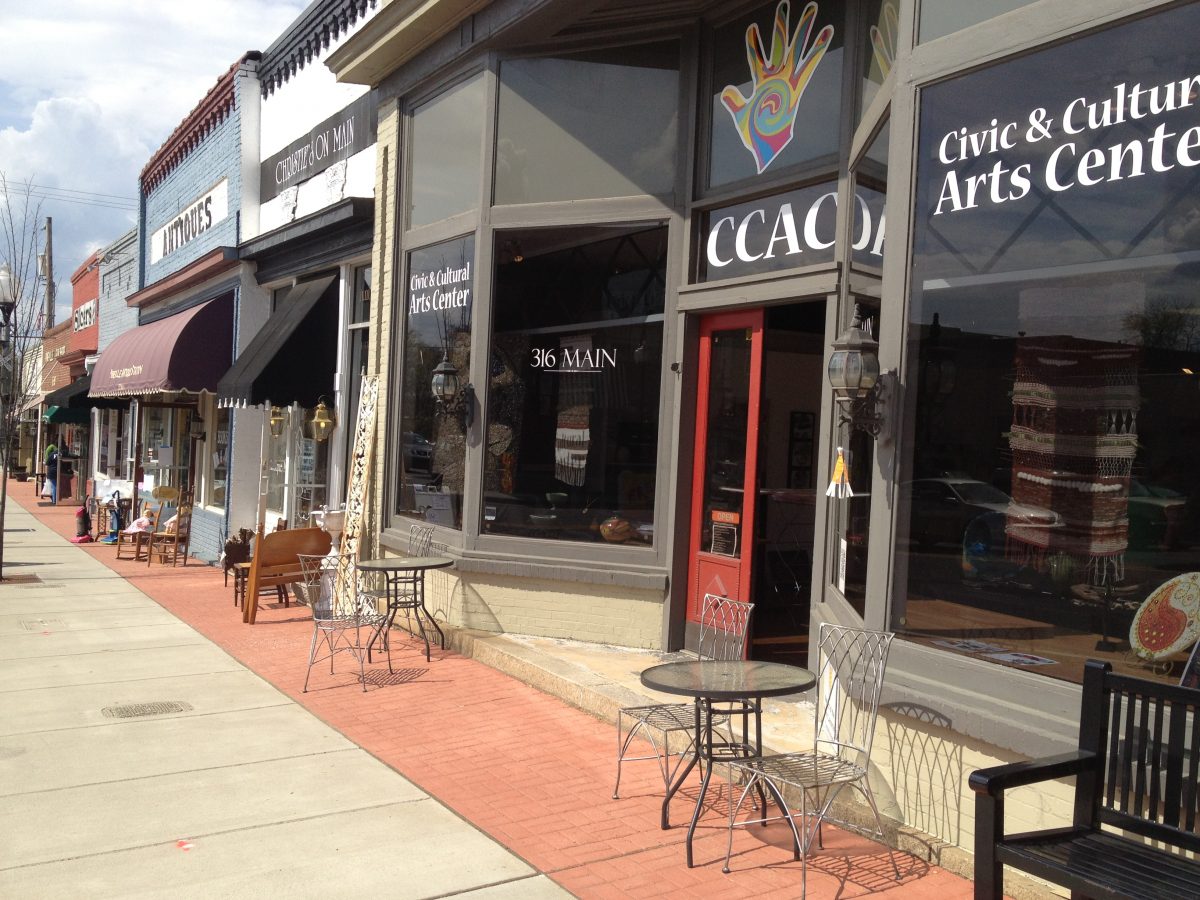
[[150, 179, 229, 265], [260, 94, 376, 203]]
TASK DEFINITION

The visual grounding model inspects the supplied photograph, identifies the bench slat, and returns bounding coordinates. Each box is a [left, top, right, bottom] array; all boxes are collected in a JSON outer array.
[[999, 831, 1200, 900]]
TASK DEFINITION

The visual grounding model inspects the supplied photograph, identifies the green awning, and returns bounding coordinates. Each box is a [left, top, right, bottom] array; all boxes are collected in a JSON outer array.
[[43, 405, 90, 424]]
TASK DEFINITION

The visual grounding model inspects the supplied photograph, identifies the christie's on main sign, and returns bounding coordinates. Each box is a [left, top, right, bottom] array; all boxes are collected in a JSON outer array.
[[260, 94, 376, 203], [150, 179, 229, 265]]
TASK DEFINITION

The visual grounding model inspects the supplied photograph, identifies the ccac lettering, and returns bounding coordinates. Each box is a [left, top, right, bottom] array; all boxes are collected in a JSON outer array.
[[706, 192, 885, 269]]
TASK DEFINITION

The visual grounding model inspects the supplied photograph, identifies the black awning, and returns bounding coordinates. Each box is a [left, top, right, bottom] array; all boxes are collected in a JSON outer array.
[[216, 274, 338, 408], [43, 374, 127, 410]]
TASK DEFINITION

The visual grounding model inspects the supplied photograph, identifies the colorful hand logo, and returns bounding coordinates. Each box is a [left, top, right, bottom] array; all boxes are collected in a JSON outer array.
[[721, 1, 834, 174]]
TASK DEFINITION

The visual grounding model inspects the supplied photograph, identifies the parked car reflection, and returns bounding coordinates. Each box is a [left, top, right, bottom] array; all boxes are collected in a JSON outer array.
[[1128, 479, 1187, 550], [903, 477, 1061, 550]]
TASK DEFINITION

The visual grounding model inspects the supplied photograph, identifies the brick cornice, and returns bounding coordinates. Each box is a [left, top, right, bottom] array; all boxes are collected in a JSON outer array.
[[139, 53, 261, 194]]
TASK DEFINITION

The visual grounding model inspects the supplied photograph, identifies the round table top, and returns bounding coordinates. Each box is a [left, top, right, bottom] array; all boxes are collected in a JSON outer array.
[[357, 556, 455, 572], [640, 659, 816, 700]]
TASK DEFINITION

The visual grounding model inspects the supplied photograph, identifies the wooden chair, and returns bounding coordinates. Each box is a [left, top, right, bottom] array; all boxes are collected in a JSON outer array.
[[147, 505, 193, 567], [243, 527, 333, 624], [116, 503, 162, 561]]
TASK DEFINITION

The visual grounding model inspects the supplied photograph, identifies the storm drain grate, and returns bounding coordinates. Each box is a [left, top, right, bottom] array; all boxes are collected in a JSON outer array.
[[2, 574, 42, 585], [101, 701, 194, 719], [21, 618, 65, 631]]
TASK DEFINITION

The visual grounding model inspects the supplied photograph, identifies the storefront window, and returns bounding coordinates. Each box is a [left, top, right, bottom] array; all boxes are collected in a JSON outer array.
[[919, 0, 1035, 44], [396, 235, 475, 528], [707, 0, 846, 190], [495, 44, 679, 205], [409, 74, 486, 228], [860, 0, 895, 119], [483, 225, 666, 543], [898, 4, 1200, 684], [210, 407, 229, 508], [853, 120, 888, 267], [345, 264, 371, 476]]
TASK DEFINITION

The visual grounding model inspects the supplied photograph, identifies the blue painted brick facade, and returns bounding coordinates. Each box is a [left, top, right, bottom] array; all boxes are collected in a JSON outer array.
[[141, 95, 243, 287], [97, 229, 139, 353]]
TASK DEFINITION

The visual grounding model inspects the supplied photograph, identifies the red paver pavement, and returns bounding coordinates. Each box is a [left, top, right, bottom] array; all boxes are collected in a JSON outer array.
[[13, 486, 974, 899]]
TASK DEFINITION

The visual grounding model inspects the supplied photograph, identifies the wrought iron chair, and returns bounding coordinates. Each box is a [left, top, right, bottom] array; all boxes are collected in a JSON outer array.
[[613, 593, 754, 800], [146, 505, 192, 566], [297, 553, 389, 692], [722, 624, 897, 889], [363, 524, 438, 655]]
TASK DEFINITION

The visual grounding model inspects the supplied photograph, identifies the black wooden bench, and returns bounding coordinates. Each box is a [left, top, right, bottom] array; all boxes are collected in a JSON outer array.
[[970, 660, 1200, 899]]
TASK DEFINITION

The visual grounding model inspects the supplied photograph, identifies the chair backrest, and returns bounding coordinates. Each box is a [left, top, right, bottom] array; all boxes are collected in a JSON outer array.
[[257, 527, 333, 566], [298, 553, 359, 619], [812, 623, 894, 770], [174, 505, 193, 537], [409, 524, 435, 555], [696, 593, 754, 661]]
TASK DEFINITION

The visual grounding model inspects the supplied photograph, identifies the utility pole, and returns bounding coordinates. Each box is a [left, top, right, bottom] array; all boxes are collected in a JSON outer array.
[[43, 217, 54, 328]]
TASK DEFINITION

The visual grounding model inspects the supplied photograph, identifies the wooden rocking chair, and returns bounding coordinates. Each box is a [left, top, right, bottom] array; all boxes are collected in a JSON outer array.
[[147, 505, 192, 567], [116, 503, 162, 561]]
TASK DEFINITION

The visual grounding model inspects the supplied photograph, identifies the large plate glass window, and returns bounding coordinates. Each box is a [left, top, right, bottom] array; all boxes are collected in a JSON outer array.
[[396, 235, 475, 528], [483, 225, 667, 543], [919, 0, 1035, 44], [898, 4, 1200, 685], [707, 0, 846, 191], [494, 43, 679, 205], [409, 74, 486, 228], [344, 264, 371, 478]]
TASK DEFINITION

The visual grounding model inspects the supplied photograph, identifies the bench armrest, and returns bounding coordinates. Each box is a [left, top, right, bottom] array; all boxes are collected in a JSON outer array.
[[970, 750, 1096, 797]]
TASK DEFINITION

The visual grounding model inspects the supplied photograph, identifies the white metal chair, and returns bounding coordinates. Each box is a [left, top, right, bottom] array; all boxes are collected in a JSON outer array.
[[297, 553, 389, 692], [723, 623, 897, 890], [613, 593, 753, 801]]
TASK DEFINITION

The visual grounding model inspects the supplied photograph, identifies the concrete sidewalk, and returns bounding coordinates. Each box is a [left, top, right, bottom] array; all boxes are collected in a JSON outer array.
[[0, 499, 565, 899], [3, 485, 978, 898]]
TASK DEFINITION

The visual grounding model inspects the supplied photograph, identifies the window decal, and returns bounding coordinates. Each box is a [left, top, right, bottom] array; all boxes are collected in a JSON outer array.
[[720, 0, 835, 174]]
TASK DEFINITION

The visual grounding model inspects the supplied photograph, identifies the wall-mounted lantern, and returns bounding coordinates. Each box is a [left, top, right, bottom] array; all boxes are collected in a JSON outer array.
[[268, 405, 286, 438], [310, 398, 335, 443], [828, 321, 887, 437]]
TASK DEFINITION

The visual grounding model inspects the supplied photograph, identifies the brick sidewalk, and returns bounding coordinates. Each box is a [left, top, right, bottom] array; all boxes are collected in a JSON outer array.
[[13, 487, 974, 899]]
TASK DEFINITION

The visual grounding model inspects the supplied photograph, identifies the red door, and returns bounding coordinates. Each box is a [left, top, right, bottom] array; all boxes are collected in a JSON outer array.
[[685, 309, 764, 642]]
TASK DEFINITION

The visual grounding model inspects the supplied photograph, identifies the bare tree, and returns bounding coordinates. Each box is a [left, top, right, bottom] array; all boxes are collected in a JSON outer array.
[[0, 174, 47, 579]]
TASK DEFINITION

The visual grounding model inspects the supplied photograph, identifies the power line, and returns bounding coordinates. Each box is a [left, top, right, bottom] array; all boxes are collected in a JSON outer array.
[[25, 181, 136, 201], [25, 191, 136, 212]]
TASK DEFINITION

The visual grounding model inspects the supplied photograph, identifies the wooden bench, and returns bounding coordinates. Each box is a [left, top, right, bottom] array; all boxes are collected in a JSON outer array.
[[243, 527, 332, 624], [970, 660, 1200, 899]]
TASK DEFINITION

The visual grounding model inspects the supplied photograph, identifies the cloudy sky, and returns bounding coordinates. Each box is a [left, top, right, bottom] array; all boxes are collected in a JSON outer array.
[[0, 0, 307, 321]]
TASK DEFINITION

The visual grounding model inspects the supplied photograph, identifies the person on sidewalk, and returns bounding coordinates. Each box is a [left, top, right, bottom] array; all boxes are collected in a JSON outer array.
[[44, 438, 58, 505]]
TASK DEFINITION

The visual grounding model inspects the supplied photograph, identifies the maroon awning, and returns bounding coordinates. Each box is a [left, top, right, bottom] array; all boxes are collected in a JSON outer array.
[[90, 296, 233, 398]]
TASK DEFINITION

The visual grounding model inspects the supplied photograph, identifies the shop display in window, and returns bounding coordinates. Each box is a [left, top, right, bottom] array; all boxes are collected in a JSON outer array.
[[482, 224, 666, 544]]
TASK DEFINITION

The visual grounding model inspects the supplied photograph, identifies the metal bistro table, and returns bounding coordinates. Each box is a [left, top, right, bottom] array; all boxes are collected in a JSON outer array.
[[357, 556, 454, 664], [639, 659, 816, 867]]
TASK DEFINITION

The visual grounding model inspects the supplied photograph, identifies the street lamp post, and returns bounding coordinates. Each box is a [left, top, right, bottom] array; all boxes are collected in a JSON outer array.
[[0, 262, 18, 580]]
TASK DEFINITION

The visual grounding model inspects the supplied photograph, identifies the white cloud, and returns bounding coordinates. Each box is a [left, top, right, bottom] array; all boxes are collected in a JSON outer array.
[[0, 0, 308, 319]]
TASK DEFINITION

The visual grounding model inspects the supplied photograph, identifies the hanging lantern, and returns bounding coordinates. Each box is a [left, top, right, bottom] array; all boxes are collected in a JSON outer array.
[[310, 399, 334, 443], [430, 355, 460, 405], [268, 406, 286, 438]]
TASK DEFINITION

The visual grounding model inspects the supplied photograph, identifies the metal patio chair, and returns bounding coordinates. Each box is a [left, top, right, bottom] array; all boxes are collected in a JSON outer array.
[[297, 553, 389, 692], [722, 623, 897, 890], [613, 593, 753, 801], [365, 523, 436, 639]]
